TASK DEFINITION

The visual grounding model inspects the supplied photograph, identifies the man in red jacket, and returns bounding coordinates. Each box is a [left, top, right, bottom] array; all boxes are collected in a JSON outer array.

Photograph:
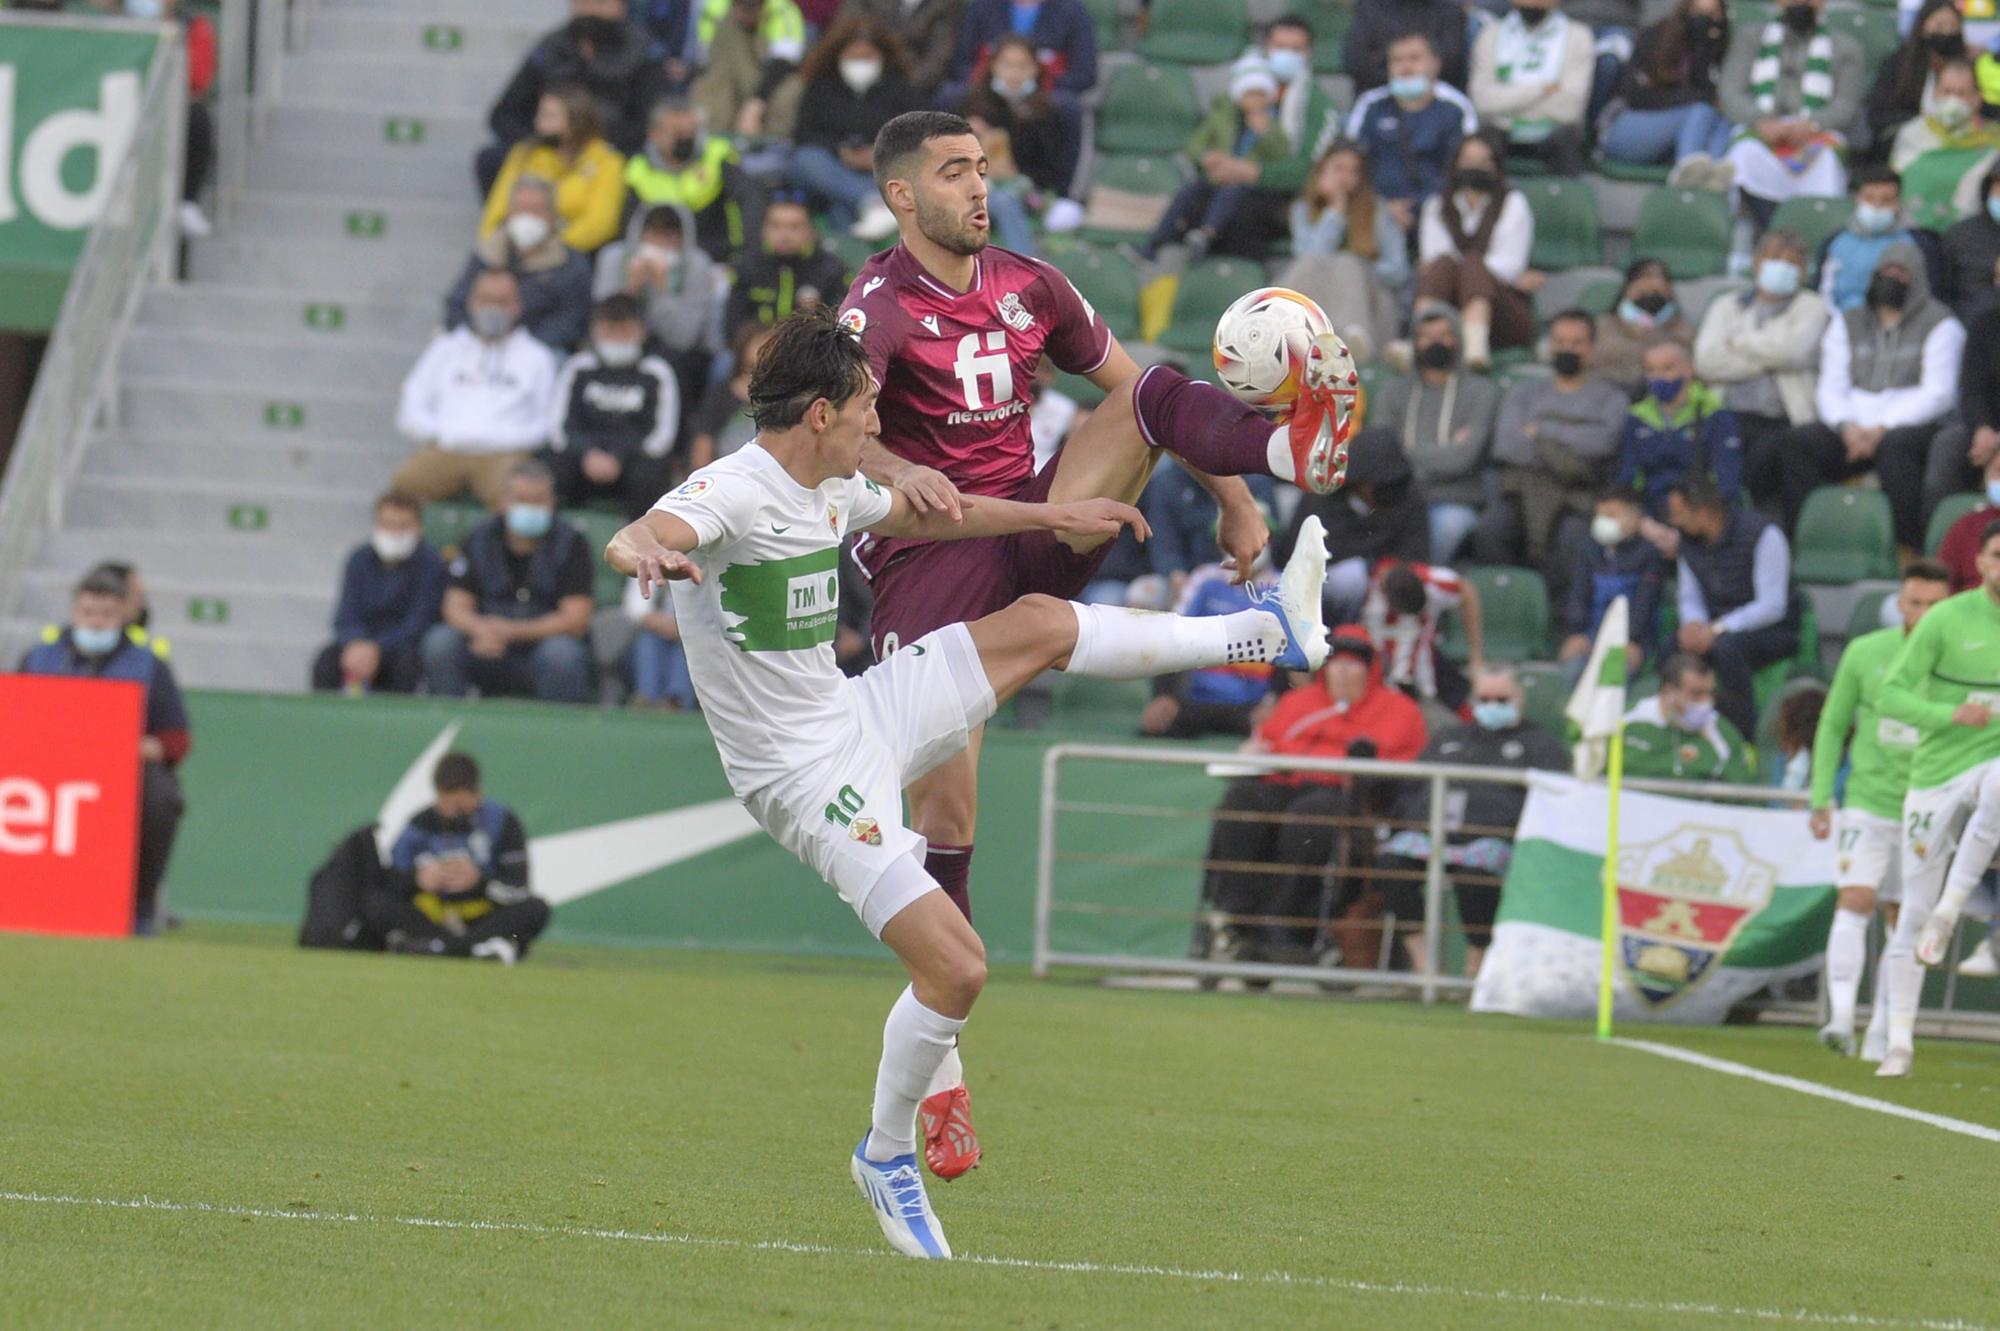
[[1198, 625, 1427, 967]]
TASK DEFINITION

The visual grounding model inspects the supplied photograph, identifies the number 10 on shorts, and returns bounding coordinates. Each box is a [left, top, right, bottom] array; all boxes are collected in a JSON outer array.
[[825, 784, 882, 846]]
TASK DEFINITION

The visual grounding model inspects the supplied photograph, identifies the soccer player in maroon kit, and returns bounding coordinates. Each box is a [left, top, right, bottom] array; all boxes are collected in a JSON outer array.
[[839, 111, 1359, 1179]]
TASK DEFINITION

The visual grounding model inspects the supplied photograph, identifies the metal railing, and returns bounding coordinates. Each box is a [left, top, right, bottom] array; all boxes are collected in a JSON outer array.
[[214, 0, 315, 232], [1033, 743, 1814, 1005], [0, 21, 184, 626]]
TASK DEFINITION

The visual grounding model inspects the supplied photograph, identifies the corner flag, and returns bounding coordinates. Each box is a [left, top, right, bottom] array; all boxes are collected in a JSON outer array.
[[1563, 597, 1630, 1039]]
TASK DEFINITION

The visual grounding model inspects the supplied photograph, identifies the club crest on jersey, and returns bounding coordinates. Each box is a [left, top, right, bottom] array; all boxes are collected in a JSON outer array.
[[997, 292, 1035, 333], [849, 816, 882, 846], [839, 307, 867, 337], [1614, 828, 1775, 1009], [670, 477, 713, 501], [827, 502, 840, 534]]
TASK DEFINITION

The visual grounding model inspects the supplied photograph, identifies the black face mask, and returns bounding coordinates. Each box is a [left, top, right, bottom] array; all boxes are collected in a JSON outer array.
[[1455, 167, 1498, 194], [1552, 350, 1585, 377], [1513, 3, 1550, 26], [570, 15, 623, 46], [669, 134, 697, 160], [1781, 3, 1817, 35], [1417, 341, 1457, 370], [434, 813, 474, 836], [1927, 32, 1966, 56], [1686, 16, 1724, 43], [1868, 272, 1912, 310], [535, 132, 562, 148], [1632, 291, 1671, 315]]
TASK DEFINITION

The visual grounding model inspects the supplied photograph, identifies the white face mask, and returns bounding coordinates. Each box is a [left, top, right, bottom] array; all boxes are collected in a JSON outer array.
[[504, 212, 552, 251], [840, 58, 883, 93], [1677, 700, 1716, 731], [596, 339, 642, 367], [638, 242, 677, 269], [372, 528, 419, 563], [1590, 514, 1627, 547]]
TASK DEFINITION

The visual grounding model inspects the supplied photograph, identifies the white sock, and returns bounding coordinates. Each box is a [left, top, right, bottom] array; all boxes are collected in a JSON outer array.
[[1064, 601, 1287, 680], [1825, 908, 1869, 1036], [1264, 424, 1297, 484], [1863, 941, 1890, 1049], [1937, 775, 2000, 923], [865, 986, 966, 1162], [1884, 899, 1929, 1052], [923, 1041, 965, 1099]]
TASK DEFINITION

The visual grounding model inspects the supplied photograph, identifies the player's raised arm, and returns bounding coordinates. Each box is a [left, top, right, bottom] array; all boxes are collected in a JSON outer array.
[[605, 511, 703, 596], [865, 489, 1150, 545]]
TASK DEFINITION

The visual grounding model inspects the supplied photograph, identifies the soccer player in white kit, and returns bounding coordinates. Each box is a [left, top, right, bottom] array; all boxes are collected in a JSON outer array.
[[604, 310, 1331, 1258]]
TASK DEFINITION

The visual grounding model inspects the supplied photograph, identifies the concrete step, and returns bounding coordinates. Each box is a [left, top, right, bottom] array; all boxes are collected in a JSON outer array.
[[120, 325, 412, 389], [283, 53, 519, 113], [265, 102, 491, 165], [331, 0, 558, 19], [244, 141, 483, 200], [92, 431, 408, 490], [64, 473, 377, 544], [187, 232, 467, 297], [33, 527, 349, 588], [118, 376, 398, 442], [16, 569, 335, 644], [138, 283, 440, 343], [231, 188, 477, 252], [306, 11, 546, 62]]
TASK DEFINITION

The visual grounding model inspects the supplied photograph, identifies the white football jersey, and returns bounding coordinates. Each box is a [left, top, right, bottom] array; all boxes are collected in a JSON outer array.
[[653, 443, 894, 796]]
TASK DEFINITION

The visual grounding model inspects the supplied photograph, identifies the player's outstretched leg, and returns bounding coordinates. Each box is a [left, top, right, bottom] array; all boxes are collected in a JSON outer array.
[[1918, 764, 2000, 966], [1819, 888, 1874, 1055]]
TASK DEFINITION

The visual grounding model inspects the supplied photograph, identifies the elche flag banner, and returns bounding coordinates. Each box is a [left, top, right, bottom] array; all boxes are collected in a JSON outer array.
[[1471, 774, 1838, 1024]]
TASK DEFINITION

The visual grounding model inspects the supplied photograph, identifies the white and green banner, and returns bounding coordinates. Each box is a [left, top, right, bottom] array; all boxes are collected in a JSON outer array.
[[1471, 774, 1837, 1024]]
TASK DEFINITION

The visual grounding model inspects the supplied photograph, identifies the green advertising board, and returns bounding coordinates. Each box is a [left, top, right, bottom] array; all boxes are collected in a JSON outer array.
[[0, 19, 161, 331]]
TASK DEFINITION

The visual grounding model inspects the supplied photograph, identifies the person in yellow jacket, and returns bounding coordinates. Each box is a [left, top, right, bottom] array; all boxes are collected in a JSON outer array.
[[481, 85, 626, 254]]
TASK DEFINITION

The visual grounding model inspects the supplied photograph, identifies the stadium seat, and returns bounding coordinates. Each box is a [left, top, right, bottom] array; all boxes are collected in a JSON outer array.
[[1520, 178, 1602, 272], [1533, 265, 1621, 323], [1442, 565, 1551, 662], [1081, 0, 1125, 50], [1844, 586, 1894, 639], [1063, 243, 1144, 341], [1079, 153, 1186, 246], [1287, 0, 1352, 70], [1137, 0, 1248, 63], [561, 507, 632, 607], [1594, 158, 1671, 185], [1633, 187, 1732, 280], [1516, 661, 1572, 738], [1823, 7, 1902, 65], [1792, 486, 1898, 584], [1161, 257, 1262, 357], [1680, 275, 1750, 326], [422, 499, 486, 558], [1094, 62, 1203, 156], [1767, 196, 1853, 281], [1576, 275, 1625, 315], [1926, 491, 1985, 554]]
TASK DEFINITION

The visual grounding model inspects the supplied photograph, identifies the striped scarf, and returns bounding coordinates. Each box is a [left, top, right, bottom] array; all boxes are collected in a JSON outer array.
[[1750, 21, 1833, 115]]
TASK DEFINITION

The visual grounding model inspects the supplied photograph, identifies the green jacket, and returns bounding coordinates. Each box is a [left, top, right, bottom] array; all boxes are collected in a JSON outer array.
[[1260, 80, 1339, 194], [1619, 695, 1757, 785], [1186, 96, 1292, 167]]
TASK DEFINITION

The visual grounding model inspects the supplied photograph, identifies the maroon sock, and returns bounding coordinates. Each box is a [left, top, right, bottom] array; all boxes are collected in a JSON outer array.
[[926, 843, 974, 923], [1132, 365, 1276, 478]]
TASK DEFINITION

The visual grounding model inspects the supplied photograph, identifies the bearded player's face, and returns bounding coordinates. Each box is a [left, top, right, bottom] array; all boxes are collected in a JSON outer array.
[[911, 133, 991, 256]]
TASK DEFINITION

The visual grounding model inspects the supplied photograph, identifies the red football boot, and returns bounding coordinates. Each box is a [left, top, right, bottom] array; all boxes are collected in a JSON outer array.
[[919, 1084, 981, 1180], [1284, 332, 1363, 494]]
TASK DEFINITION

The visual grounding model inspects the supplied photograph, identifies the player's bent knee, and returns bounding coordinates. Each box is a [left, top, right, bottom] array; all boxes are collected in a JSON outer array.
[[1837, 886, 1879, 914]]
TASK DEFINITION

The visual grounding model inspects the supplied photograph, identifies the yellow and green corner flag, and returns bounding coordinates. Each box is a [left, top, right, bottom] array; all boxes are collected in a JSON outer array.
[[1563, 597, 1630, 1038]]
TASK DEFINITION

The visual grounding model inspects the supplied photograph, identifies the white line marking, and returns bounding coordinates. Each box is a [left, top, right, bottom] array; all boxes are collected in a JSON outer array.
[[1611, 1038, 2000, 1144], [0, 1189, 1989, 1330]]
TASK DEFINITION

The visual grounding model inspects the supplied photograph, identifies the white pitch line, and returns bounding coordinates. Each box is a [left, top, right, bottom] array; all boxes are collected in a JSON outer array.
[[0, 1189, 1990, 1331], [1611, 1038, 2000, 1145]]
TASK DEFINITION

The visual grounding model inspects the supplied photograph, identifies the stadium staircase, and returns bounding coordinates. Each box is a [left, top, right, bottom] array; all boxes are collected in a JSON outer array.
[[5, 0, 549, 691]]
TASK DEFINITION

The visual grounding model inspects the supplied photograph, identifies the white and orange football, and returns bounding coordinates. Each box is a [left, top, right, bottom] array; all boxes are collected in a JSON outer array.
[[1211, 286, 1333, 415]]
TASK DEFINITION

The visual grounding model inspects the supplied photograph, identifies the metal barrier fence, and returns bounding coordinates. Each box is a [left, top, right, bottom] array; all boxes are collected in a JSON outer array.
[[0, 19, 183, 626], [214, 0, 316, 233], [1034, 743, 2000, 1036]]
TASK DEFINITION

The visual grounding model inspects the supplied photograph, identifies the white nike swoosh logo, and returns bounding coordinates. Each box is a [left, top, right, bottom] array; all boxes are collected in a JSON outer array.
[[378, 725, 762, 907]]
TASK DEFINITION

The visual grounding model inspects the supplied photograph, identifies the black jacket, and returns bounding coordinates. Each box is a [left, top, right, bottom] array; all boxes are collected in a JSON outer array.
[[1943, 212, 2000, 322], [552, 346, 681, 464], [488, 19, 668, 155], [793, 71, 922, 153], [1273, 427, 1430, 570], [1393, 722, 1571, 839], [725, 246, 850, 337]]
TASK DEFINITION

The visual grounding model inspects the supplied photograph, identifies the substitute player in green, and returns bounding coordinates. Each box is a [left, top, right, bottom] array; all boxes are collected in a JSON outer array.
[[1808, 562, 1951, 1060], [1876, 521, 2000, 1077]]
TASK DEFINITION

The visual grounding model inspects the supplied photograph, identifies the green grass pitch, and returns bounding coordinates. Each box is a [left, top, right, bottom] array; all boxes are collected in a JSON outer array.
[[3, 925, 1997, 1330]]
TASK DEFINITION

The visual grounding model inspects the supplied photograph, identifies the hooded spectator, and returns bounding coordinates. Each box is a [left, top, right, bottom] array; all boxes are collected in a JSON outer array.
[[595, 203, 723, 408], [1275, 426, 1431, 622], [1817, 166, 1944, 312], [1369, 304, 1500, 564]]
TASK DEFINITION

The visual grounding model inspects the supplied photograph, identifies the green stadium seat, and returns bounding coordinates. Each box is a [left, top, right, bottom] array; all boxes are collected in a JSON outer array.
[[1161, 257, 1262, 357], [1081, 0, 1124, 50], [1793, 486, 1898, 584], [1823, 7, 1902, 65], [1062, 243, 1144, 341], [1520, 178, 1602, 271], [1926, 492, 1985, 554], [1297, 2, 1353, 71], [1594, 158, 1671, 184], [1516, 661, 1572, 738], [1442, 565, 1551, 662], [1767, 195, 1853, 282], [1633, 187, 1732, 279], [1137, 0, 1248, 63], [562, 507, 632, 607], [1844, 586, 1893, 639], [1752, 595, 1821, 717], [1094, 62, 1203, 156], [422, 499, 486, 558], [1504, 152, 1551, 179], [1079, 153, 1187, 245], [1577, 275, 1624, 315]]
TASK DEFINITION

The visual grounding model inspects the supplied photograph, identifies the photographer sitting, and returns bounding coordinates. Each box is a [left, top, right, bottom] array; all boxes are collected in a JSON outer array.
[[369, 752, 552, 963]]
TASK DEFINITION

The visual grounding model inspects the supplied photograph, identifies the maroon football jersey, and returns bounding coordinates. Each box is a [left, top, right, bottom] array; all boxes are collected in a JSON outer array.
[[838, 243, 1112, 501]]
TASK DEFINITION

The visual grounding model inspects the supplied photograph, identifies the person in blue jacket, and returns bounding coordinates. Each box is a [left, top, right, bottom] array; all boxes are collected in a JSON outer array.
[[312, 491, 448, 694], [1614, 339, 1743, 519], [1558, 486, 1668, 681]]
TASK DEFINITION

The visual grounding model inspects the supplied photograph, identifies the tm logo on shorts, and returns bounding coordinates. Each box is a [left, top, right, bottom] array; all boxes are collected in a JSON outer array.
[[824, 783, 883, 845]]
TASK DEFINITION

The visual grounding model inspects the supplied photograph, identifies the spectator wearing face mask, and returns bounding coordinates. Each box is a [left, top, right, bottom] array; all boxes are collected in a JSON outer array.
[[1934, 446, 2000, 589], [1345, 0, 1469, 93], [311, 491, 447, 695], [724, 192, 849, 339], [1817, 167, 1945, 313], [444, 178, 596, 352], [422, 462, 596, 704], [1361, 559, 1483, 713], [34, 559, 169, 662], [1772, 682, 1827, 790], [1592, 259, 1695, 399], [1696, 228, 1831, 490], [1139, 55, 1293, 262], [1560, 487, 1667, 680], [1369, 305, 1500, 565], [395, 270, 562, 508], [481, 86, 627, 255], [1469, 0, 1596, 176], [546, 295, 682, 517], [596, 204, 723, 412], [479, 0, 667, 194], [1416, 134, 1539, 369], [1343, 31, 1477, 232], [1373, 663, 1570, 978], [1615, 340, 1744, 518], [787, 16, 921, 238], [838, 0, 962, 100], [1602, 0, 1734, 179], [1668, 477, 1802, 739], [624, 96, 752, 264], [1941, 161, 2000, 321], [957, 34, 1082, 241], [1780, 241, 1964, 545], [1718, 0, 1865, 223], [1889, 58, 2000, 229], [18, 568, 192, 935], [1867, 0, 1969, 155], [1619, 651, 1756, 782]]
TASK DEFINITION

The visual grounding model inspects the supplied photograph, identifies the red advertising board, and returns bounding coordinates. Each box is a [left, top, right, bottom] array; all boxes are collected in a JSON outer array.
[[0, 673, 142, 936]]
